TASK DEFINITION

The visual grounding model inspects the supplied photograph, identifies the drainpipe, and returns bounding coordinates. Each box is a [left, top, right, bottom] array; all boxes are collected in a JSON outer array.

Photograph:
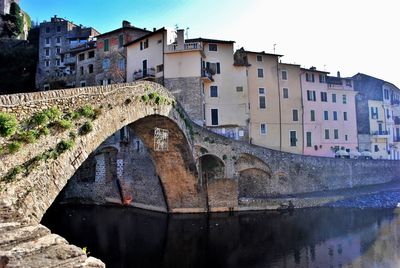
[[277, 58, 282, 151], [162, 30, 165, 86], [299, 70, 305, 154]]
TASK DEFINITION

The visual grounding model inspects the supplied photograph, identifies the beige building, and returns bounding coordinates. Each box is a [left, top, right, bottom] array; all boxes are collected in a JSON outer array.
[[126, 28, 249, 139]]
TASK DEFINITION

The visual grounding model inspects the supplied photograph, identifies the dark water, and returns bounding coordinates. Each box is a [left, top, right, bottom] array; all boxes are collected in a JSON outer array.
[[41, 205, 400, 268]]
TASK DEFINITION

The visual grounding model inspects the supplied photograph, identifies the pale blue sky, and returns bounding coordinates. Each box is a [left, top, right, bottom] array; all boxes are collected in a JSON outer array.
[[21, 0, 400, 86]]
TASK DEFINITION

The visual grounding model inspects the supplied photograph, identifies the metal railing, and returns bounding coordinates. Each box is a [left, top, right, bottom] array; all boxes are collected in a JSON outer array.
[[167, 42, 202, 52], [133, 69, 156, 80]]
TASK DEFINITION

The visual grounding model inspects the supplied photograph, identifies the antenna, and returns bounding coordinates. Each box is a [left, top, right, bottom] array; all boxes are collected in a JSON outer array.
[[185, 27, 189, 39], [273, 43, 277, 54], [174, 24, 179, 31]]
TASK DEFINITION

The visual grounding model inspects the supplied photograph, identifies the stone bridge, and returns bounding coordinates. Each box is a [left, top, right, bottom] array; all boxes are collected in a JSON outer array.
[[0, 81, 399, 266]]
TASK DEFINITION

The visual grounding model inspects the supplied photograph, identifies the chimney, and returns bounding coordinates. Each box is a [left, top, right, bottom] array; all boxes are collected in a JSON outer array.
[[337, 71, 341, 78], [122, 20, 131, 28], [177, 29, 184, 48], [310, 66, 316, 70], [153, 27, 156, 32]]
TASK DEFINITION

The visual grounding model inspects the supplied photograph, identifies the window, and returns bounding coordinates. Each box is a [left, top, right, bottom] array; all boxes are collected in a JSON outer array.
[[343, 112, 348, 121], [88, 64, 94, 74], [311, 110, 315, 121], [374, 145, 379, 152], [80, 81, 86, 87], [283, 88, 289, 98], [56, 59, 60, 66], [211, 109, 218, 125], [45, 48, 50, 56], [342, 94, 347, 104], [292, 109, 298, 121], [346, 79, 352, 87], [259, 88, 266, 109], [79, 66, 84, 75], [45, 38, 50, 45], [206, 62, 220, 74], [45, 27, 50, 33], [306, 132, 312, 147], [118, 34, 124, 48], [371, 107, 378, 119], [257, 68, 264, 78], [143, 39, 149, 49], [321, 92, 328, 102], [78, 53, 85, 61], [56, 26, 61, 32], [319, 74, 326, 83], [386, 108, 390, 119], [118, 58, 125, 71], [260, 123, 267, 135], [104, 39, 109, 52], [56, 47, 61, 54], [45, 60, 50, 67], [306, 73, 315, 82], [345, 135, 348, 141], [236, 86, 243, 92], [256, 55, 263, 62], [209, 43, 217, 51], [325, 129, 330, 139], [102, 58, 110, 70], [333, 111, 338, 121], [332, 93, 337, 103], [216, 63, 221, 74], [307, 90, 316, 101], [290, 131, 297, 147], [56, 37, 61, 44], [210, 86, 218, 97], [324, 111, 329, 120], [156, 64, 164, 73], [334, 129, 339, 139], [88, 51, 95, 58], [44, 84, 50, 90], [384, 89, 390, 100], [281, 70, 288, 80]]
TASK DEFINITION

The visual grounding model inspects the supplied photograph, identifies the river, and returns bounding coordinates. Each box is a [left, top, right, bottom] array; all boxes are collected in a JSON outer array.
[[41, 205, 400, 268]]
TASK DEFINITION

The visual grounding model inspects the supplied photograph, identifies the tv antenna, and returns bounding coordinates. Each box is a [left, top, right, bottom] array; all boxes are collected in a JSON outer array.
[[185, 27, 189, 39], [273, 43, 277, 54]]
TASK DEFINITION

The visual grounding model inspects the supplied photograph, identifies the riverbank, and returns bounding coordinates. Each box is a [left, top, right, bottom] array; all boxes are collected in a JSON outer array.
[[239, 180, 400, 211]]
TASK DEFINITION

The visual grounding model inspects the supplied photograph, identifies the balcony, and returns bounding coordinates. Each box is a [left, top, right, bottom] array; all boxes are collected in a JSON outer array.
[[166, 42, 202, 53], [201, 68, 214, 82], [133, 68, 156, 80], [371, 130, 390, 137]]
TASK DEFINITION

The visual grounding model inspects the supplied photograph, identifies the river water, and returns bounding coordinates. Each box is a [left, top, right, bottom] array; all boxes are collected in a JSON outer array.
[[41, 205, 400, 268]]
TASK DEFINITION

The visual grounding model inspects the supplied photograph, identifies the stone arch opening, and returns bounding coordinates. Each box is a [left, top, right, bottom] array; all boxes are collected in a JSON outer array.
[[236, 153, 272, 174], [198, 154, 225, 182], [238, 168, 274, 198]]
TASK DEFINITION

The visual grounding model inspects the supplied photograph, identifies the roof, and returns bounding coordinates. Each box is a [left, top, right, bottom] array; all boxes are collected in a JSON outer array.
[[280, 62, 301, 67], [96, 26, 150, 38], [353, 73, 400, 90], [124, 27, 165, 47], [241, 49, 283, 57], [185, 38, 235, 44], [300, 67, 330, 74]]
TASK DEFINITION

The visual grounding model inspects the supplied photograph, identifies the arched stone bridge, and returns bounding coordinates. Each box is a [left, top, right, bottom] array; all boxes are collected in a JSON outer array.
[[0, 82, 399, 266]]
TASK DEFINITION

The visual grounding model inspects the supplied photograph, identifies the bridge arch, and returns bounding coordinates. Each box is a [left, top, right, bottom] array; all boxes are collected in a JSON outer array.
[[0, 82, 206, 224], [197, 153, 226, 182]]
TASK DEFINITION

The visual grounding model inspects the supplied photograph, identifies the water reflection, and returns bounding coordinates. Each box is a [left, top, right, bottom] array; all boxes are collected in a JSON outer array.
[[41, 205, 400, 268]]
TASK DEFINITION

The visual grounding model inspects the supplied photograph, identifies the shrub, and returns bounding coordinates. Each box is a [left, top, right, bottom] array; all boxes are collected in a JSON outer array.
[[148, 92, 155, 99], [19, 129, 39, 143], [8, 141, 22, 153], [79, 105, 95, 119], [0, 146, 3, 155], [79, 121, 93, 135], [141, 95, 149, 102], [31, 111, 49, 126], [3, 165, 23, 182], [69, 131, 77, 140], [52, 119, 72, 130], [39, 126, 50, 136], [0, 112, 18, 137], [45, 107, 62, 121], [65, 110, 81, 120], [56, 139, 75, 154]]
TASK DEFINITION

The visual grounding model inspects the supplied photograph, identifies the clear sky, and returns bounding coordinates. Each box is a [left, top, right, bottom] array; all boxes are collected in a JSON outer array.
[[21, 0, 400, 86]]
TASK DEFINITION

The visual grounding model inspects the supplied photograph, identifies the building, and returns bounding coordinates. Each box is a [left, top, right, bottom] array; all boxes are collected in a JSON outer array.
[[353, 73, 400, 159], [94, 20, 150, 86], [36, 16, 100, 90], [0, 0, 17, 15], [301, 68, 358, 157], [126, 28, 249, 139], [73, 41, 96, 87]]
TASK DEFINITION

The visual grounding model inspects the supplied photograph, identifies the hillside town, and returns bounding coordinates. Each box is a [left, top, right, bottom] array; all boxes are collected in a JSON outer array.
[[1, 1, 400, 160]]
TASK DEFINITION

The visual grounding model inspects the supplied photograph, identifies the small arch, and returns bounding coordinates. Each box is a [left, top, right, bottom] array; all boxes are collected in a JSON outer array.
[[238, 168, 274, 198], [236, 153, 272, 175], [198, 154, 225, 182]]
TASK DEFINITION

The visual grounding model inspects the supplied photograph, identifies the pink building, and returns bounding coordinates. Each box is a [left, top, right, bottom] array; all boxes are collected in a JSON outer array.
[[301, 67, 358, 157]]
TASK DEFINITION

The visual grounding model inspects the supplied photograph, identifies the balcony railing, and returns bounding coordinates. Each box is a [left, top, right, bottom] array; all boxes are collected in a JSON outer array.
[[371, 130, 390, 136], [166, 42, 202, 53], [201, 68, 213, 82], [133, 68, 156, 80]]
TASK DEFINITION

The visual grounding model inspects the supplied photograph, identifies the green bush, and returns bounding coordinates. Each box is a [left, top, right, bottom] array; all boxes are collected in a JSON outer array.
[[141, 95, 149, 102], [56, 139, 75, 154], [3, 165, 23, 182], [65, 110, 81, 121], [69, 131, 77, 140], [31, 111, 49, 126], [8, 141, 22, 153], [45, 107, 62, 121], [79, 105, 95, 119], [19, 129, 39, 143], [39, 126, 50, 136], [53, 119, 72, 130], [0, 112, 18, 137], [79, 121, 93, 135]]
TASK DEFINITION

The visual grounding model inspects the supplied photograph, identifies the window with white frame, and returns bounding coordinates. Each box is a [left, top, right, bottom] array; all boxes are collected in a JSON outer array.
[[256, 55, 263, 62], [281, 70, 288, 80], [260, 123, 267, 135], [257, 68, 264, 78], [259, 88, 266, 109], [208, 43, 217, 51], [210, 86, 218, 97], [283, 88, 289, 98]]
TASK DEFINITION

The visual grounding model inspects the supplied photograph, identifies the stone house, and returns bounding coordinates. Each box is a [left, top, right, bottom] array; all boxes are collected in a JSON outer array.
[[94, 21, 150, 86]]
